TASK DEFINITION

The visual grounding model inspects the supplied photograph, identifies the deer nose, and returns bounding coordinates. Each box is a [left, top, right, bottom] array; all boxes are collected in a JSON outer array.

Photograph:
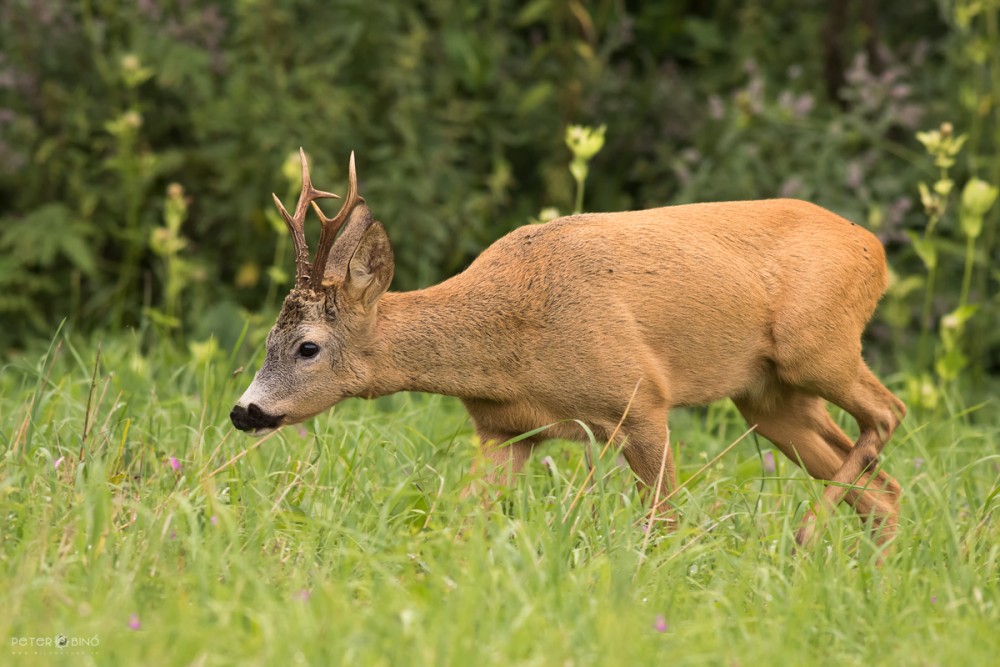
[[230, 403, 282, 432]]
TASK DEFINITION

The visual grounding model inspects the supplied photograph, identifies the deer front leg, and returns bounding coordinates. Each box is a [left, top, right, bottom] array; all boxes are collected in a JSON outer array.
[[461, 430, 536, 504], [619, 416, 677, 531]]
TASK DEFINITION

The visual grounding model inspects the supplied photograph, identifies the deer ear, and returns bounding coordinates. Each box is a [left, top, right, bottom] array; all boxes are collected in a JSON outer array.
[[344, 221, 394, 307]]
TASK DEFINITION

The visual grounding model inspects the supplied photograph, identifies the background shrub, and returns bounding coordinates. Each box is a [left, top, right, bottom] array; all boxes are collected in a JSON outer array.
[[1, 0, 997, 385]]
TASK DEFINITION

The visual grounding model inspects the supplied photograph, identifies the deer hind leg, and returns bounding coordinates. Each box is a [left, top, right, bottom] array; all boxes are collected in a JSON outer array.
[[619, 416, 677, 530], [734, 386, 901, 546], [797, 361, 905, 547]]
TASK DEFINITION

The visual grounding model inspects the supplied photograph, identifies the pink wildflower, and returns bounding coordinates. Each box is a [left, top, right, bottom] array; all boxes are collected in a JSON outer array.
[[654, 614, 668, 633], [761, 451, 776, 474]]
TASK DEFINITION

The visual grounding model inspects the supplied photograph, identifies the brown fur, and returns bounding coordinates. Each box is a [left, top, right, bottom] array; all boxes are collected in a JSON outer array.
[[235, 191, 905, 549]]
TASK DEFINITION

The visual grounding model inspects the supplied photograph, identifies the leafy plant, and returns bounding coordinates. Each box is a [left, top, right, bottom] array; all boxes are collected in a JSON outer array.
[[566, 124, 607, 214], [532, 123, 607, 223], [147, 183, 195, 332]]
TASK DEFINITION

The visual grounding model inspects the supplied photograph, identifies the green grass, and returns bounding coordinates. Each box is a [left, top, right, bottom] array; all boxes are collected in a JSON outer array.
[[1, 330, 998, 666]]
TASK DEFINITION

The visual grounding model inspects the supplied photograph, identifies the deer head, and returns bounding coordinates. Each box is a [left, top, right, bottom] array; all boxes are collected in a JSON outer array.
[[230, 150, 394, 435]]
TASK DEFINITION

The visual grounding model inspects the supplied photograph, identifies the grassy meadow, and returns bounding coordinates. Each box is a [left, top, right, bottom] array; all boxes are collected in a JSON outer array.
[[1, 329, 998, 666], [3, 2, 1000, 665]]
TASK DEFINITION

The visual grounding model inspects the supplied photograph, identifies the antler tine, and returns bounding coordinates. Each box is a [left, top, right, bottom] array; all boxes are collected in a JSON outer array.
[[310, 151, 365, 290], [271, 148, 339, 288]]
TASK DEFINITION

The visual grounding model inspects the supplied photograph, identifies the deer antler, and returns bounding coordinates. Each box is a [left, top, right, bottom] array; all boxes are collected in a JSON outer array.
[[271, 148, 339, 289], [309, 151, 365, 290]]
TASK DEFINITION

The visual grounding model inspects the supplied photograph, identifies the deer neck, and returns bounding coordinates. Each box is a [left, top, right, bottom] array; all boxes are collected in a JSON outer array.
[[364, 284, 512, 400]]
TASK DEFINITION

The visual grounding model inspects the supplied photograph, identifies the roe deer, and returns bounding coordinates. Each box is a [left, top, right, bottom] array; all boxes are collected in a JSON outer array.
[[231, 150, 905, 548]]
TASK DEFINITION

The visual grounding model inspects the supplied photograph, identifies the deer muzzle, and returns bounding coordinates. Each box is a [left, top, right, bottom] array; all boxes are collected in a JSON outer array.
[[230, 402, 284, 435]]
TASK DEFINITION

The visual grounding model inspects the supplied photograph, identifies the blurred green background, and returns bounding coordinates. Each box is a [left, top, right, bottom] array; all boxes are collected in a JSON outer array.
[[1, 0, 998, 396]]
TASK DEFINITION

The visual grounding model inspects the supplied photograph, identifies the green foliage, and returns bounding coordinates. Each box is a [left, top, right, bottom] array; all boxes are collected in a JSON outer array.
[[895, 119, 999, 408], [1, 333, 999, 664], [0, 1, 993, 366]]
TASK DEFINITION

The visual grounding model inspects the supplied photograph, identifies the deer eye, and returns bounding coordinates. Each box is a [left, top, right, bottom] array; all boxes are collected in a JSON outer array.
[[297, 342, 320, 359]]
